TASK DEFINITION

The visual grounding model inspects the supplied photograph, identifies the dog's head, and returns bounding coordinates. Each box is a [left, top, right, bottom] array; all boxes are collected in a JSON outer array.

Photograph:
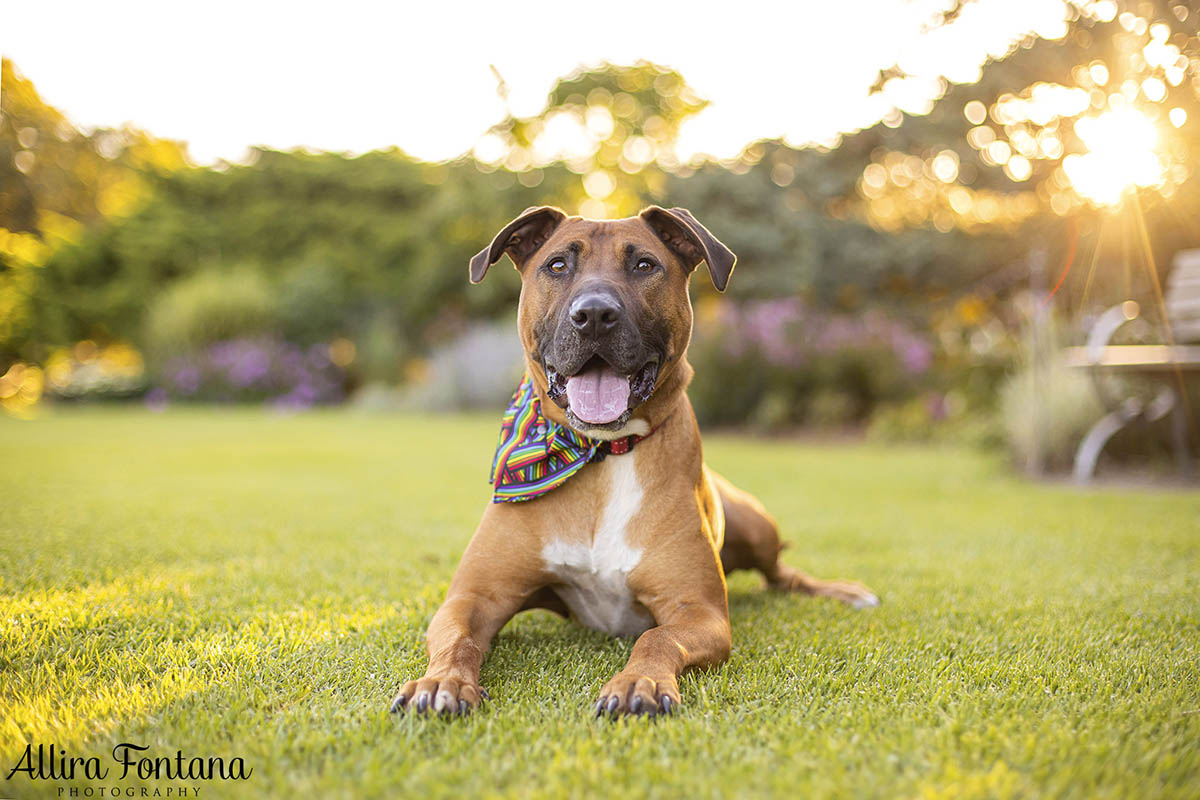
[[469, 206, 736, 437]]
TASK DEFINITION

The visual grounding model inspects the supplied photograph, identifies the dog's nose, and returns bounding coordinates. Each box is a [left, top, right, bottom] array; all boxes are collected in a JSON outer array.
[[569, 293, 622, 337]]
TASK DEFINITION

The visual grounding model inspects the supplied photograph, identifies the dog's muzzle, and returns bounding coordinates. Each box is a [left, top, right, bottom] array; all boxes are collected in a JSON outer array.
[[541, 289, 662, 430]]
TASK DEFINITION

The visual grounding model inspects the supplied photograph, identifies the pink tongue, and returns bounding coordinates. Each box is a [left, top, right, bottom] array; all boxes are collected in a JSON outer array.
[[565, 364, 630, 424]]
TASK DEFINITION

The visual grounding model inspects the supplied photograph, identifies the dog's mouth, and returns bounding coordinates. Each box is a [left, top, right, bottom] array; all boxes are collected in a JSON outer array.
[[545, 355, 660, 428]]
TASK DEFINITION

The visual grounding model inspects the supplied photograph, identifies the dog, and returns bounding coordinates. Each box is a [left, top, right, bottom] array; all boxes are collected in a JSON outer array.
[[391, 206, 878, 718]]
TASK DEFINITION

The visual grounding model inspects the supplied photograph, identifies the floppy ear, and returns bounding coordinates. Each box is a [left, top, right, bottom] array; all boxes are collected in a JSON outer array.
[[639, 206, 737, 292], [468, 206, 567, 284]]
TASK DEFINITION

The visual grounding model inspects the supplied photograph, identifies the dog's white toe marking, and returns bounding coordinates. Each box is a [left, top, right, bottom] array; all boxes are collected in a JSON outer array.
[[851, 592, 881, 609], [434, 690, 454, 711], [541, 452, 654, 637]]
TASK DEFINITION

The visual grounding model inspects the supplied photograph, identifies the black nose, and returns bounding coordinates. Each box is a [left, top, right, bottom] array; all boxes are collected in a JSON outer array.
[[569, 293, 622, 337]]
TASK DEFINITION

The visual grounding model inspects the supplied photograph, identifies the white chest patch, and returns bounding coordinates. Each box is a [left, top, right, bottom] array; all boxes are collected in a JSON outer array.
[[540, 451, 655, 638]]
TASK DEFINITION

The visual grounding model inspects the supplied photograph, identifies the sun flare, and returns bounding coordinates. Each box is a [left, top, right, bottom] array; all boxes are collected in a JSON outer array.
[[1063, 108, 1164, 206]]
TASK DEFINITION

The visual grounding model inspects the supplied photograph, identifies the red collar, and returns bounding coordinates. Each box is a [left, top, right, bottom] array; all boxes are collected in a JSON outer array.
[[600, 415, 668, 456]]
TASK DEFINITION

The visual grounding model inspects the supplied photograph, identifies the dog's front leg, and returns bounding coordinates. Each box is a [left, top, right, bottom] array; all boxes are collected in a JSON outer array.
[[596, 599, 731, 718], [391, 518, 541, 715]]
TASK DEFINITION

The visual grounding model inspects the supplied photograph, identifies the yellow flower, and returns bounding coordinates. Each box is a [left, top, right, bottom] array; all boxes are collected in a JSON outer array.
[[0, 362, 44, 418]]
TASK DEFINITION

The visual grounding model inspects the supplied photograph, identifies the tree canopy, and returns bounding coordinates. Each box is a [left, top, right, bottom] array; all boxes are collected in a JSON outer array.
[[5, 0, 1200, 374]]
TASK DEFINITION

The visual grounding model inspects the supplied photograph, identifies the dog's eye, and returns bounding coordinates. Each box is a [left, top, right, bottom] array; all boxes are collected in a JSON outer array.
[[546, 258, 568, 274], [634, 259, 657, 273]]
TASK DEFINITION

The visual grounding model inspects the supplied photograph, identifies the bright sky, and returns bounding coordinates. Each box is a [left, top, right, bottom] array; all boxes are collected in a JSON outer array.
[[4, 0, 1073, 165]]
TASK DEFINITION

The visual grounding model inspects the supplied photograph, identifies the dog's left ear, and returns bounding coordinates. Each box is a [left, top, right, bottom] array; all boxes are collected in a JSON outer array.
[[469, 206, 567, 284], [639, 206, 737, 292]]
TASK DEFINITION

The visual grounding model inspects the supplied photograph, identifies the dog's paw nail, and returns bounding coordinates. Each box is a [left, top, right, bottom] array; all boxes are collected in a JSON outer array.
[[415, 693, 430, 713], [606, 696, 619, 715], [458, 699, 470, 715], [630, 696, 643, 714], [661, 696, 674, 714], [390, 695, 407, 713], [594, 699, 606, 717], [480, 688, 491, 701]]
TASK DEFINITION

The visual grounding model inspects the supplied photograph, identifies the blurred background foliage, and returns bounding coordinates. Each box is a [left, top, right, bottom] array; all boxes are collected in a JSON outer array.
[[2, 0, 1199, 474]]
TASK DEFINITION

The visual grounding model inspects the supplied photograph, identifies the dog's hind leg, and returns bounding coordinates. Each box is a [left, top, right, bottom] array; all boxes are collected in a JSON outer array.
[[711, 469, 880, 609]]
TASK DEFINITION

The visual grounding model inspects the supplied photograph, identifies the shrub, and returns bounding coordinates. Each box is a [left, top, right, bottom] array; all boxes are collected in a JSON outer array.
[[43, 340, 146, 401], [867, 396, 946, 443], [867, 392, 1003, 447], [356, 311, 406, 385], [404, 321, 525, 411], [155, 337, 344, 408], [144, 268, 279, 358], [688, 298, 933, 429], [276, 261, 354, 346], [999, 353, 1102, 473]]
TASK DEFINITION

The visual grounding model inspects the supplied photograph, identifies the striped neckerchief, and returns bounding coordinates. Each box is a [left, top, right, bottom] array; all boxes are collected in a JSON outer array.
[[490, 374, 660, 503]]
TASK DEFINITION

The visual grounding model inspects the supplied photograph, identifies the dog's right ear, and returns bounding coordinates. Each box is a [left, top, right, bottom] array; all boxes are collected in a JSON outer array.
[[468, 206, 567, 284]]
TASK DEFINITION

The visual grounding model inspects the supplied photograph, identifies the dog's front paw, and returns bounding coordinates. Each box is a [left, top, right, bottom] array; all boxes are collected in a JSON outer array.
[[595, 672, 679, 718], [390, 675, 488, 716]]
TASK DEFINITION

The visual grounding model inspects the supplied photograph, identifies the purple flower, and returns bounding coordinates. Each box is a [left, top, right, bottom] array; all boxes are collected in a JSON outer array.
[[170, 365, 202, 395], [925, 392, 948, 420], [701, 297, 933, 375], [144, 387, 169, 412], [307, 344, 331, 369], [897, 338, 933, 374], [155, 337, 345, 406], [215, 342, 272, 388]]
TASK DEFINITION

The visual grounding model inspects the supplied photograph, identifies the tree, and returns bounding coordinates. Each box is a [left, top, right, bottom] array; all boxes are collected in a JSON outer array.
[[476, 61, 706, 218], [839, 0, 1200, 308], [1, 58, 187, 365], [32, 149, 573, 374], [0, 58, 187, 234]]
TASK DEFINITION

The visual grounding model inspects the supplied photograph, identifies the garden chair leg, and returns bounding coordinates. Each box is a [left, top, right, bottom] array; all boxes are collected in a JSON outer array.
[[1170, 400, 1192, 479], [1073, 400, 1140, 484]]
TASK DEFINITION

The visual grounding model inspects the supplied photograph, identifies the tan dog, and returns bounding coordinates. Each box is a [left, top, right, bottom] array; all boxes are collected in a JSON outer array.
[[391, 206, 878, 718]]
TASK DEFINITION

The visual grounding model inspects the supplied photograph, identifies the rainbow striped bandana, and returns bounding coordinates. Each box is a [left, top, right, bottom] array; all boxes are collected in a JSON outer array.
[[490, 374, 610, 503]]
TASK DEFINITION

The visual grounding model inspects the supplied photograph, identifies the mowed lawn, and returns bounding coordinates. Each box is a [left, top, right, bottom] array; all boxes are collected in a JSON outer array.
[[1, 409, 1197, 800]]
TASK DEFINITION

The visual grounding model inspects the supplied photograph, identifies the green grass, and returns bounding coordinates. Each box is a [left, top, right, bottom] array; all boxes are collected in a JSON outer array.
[[1, 409, 1197, 799]]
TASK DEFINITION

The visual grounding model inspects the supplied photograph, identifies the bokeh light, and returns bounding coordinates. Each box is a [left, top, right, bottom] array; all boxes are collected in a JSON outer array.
[[1064, 109, 1164, 205], [854, 1, 1197, 228]]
